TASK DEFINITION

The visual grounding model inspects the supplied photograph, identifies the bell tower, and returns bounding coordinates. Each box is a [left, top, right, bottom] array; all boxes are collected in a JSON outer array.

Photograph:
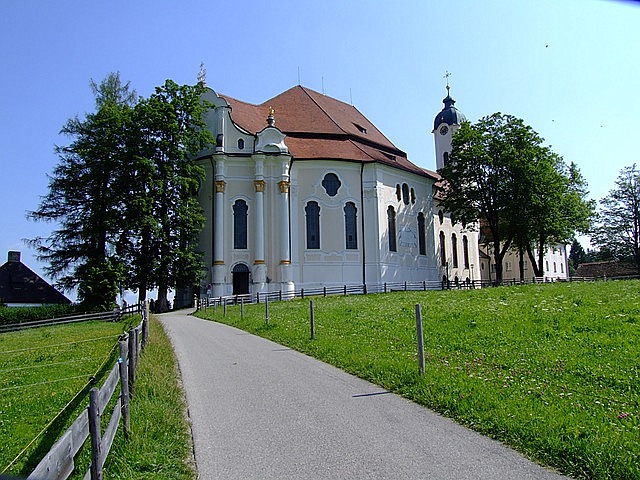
[[433, 72, 466, 171]]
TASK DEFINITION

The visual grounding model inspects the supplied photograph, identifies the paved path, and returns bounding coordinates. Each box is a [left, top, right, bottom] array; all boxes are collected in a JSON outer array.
[[160, 310, 568, 480]]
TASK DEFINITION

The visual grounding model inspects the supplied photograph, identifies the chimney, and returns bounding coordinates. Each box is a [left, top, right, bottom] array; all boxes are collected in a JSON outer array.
[[8, 251, 21, 263]]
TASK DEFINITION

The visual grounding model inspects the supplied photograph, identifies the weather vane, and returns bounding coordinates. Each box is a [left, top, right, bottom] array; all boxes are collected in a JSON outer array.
[[444, 70, 451, 94], [197, 62, 207, 86]]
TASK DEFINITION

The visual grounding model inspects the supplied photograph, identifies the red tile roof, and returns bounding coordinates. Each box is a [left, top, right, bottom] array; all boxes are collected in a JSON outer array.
[[219, 86, 436, 179]]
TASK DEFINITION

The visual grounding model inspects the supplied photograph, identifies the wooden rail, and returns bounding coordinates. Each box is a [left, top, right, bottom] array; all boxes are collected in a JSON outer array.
[[0, 304, 142, 333], [25, 303, 149, 480]]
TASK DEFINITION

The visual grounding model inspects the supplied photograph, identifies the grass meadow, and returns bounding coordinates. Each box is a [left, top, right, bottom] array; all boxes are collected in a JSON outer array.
[[195, 280, 640, 480], [0, 318, 135, 475], [1, 314, 195, 479]]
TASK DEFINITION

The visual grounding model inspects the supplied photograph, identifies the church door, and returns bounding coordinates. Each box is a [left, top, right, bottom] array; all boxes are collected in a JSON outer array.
[[232, 263, 250, 295]]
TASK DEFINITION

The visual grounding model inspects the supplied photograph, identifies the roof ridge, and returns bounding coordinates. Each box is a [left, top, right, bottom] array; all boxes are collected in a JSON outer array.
[[298, 86, 351, 136]]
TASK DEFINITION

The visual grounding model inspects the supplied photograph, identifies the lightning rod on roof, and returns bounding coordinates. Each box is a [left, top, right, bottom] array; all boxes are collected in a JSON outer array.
[[298, 66, 301, 86]]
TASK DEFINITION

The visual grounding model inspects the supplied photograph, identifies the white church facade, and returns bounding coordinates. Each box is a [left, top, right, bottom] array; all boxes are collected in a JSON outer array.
[[191, 84, 565, 299]]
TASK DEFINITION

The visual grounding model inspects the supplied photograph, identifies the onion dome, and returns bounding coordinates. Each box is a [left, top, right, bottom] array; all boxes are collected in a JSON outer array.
[[433, 86, 467, 130]]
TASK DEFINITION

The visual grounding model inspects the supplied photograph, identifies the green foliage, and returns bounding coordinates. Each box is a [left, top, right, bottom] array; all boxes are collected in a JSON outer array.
[[440, 114, 594, 282], [29, 73, 214, 310], [196, 281, 640, 479], [591, 164, 640, 273], [28, 72, 136, 309]]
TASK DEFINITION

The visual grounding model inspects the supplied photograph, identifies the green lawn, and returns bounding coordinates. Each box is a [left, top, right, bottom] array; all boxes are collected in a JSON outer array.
[[195, 281, 640, 480], [0, 318, 134, 475]]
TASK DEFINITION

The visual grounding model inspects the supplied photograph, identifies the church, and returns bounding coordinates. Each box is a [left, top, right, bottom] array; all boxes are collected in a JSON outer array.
[[192, 83, 565, 299]]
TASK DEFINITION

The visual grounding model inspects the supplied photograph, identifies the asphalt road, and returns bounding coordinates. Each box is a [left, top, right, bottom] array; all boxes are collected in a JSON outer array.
[[159, 310, 569, 480]]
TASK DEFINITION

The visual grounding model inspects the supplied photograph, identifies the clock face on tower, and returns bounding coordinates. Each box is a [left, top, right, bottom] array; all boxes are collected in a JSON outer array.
[[439, 125, 449, 135]]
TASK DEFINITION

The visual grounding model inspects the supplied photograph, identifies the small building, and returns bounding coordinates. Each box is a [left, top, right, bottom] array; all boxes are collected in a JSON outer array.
[[0, 251, 71, 307]]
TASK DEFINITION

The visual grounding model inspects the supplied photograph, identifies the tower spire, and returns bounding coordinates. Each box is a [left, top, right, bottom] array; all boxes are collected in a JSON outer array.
[[444, 70, 451, 96]]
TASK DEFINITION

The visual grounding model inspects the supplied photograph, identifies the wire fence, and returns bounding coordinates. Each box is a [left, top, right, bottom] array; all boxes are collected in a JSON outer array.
[[0, 302, 149, 479], [196, 275, 633, 310]]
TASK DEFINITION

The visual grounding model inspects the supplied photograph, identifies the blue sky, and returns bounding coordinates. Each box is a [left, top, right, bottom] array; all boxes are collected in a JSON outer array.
[[1, 0, 638, 291]]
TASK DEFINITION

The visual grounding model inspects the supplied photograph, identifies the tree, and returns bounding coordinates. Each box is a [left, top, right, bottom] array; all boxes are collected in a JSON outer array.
[[568, 238, 586, 275], [126, 80, 213, 311], [28, 73, 137, 310], [591, 164, 640, 273], [439, 113, 593, 283], [522, 157, 594, 278], [439, 113, 545, 283]]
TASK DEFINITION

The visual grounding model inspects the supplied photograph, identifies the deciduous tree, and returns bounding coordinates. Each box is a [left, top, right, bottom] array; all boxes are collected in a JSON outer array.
[[591, 164, 640, 273]]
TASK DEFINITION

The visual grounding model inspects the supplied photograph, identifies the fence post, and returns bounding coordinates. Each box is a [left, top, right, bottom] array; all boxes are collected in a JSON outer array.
[[423, 280, 426, 291], [404, 281, 408, 291], [323, 286, 327, 297], [88, 387, 102, 480], [384, 282, 387, 293], [223, 301, 227, 317], [415, 304, 425, 375], [118, 337, 131, 439], [257, 292, 260, 304], [301, 289, 305, 299], [127, 328, 136, 399], [344, 285, 347, 296], [310, 300, 315, 339], [142, 301, 149, 348], [363, 284, 367, 294], [241, 298, 245, 320], [265, 295, 269, 325]]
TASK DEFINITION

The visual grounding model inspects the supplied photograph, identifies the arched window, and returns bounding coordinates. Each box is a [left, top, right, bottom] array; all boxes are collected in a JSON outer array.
[[305, 201, 320, 249], [237, 138, 245, 150], [463, 235, 470, 268], [322, 173, 341, 197], [344, 202, 358, 250], [417, 212, 426, 255], [438, 210, 444, 225], [388, 206, 397, 252], [233, 199, 248, 249], [443, 151, 449, 165], [402, 183, 410, 205], [395, 184, 401, 201], [451, 233, 459, 268], [410, 188, 416, 204], [439, 231, 446, 266]]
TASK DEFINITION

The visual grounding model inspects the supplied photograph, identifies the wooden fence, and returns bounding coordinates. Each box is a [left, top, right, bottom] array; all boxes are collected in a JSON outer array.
[[195, 275, 637, 311], [25, 303, 149, 480], [0, 303, 142, 334]]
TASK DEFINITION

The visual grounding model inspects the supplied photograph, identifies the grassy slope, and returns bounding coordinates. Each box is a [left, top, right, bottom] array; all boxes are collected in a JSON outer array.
[[0, 319, 133, 475], [195, 281, 640, 480], [103, 315, 196, 480]]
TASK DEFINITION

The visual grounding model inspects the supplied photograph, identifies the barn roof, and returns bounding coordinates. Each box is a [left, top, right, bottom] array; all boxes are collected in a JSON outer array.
[[0, 252, 71, 305]]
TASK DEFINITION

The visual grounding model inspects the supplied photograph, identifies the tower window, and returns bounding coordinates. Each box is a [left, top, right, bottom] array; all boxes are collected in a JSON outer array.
[[443, 151, 449, 165], [463, 235, 470, 268], [344, 202, 357, 250], [305, 201, 320, 249], [417, 212, 426, 255], [396, 184, 401, 201], [402, 183, 410, 205], [451, 233, 459, 268], [388, 206, 397, 252], [439, 231, 446, 266]]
